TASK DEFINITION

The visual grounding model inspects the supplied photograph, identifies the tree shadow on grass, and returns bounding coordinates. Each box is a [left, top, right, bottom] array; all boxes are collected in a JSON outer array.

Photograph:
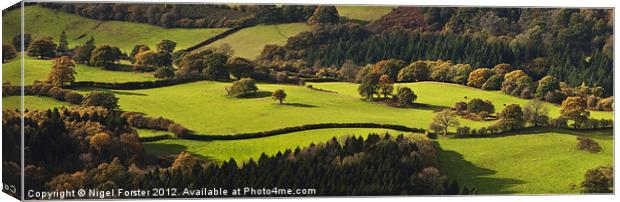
[[142, 142, 219, 162], [240, 91, 272, 99], [439, 149, 525, 194], [412, 103, 450, 112], [110, 90, 147, 96], [472, 127, 613, 140], [281, 103, 318, 108]]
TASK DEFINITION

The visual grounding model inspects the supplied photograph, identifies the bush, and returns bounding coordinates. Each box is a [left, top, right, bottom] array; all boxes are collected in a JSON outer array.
[[580, 166, 613, 193], [168, 123, 190, 137], [64, 92, 84, 105], [82, 91, 119, 109], [576, 137, 602, 153], [154, 66, 175, 79], [226, 78, 258, 97]]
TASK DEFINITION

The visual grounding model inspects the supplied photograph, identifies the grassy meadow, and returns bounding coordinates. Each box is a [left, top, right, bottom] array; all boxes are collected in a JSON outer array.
[[2, 95, 72, 110], [72, 81, 611, 136], [336, 5, 395, 21], [203, 23, 312, 59], [144, 128, 406, 161], [438, 128, 613, 194], [2, 56, 156, 85], [3, 6, 228, 52]]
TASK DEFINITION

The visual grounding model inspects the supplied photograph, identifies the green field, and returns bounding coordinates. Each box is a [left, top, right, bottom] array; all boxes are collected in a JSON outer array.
[[336, 5, 395, 21], [438, 128, 613, 194], [204, 23, 312, 59], [2, 95, 72, 110], [3, 6, 228, 52], [144, 128, 406, 161], [73, 81, 611, 136], [2, 56, 156, 85]]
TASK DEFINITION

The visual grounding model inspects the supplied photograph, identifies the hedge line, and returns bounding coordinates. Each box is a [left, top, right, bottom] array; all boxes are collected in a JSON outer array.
[[67, 78, 199, 90], [183, 25, 250, 52], [176, 123, 426, 141], [139, 134, 175, 142], [301, 77, 339, 82]]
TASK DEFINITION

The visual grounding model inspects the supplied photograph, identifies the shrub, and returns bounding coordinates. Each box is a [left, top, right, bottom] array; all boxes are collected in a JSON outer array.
[[2, 44, 17, 62], [226, 78, 258, 98], [576, 137, 602, 153], [154, 66, 175, 79], [467, 98, 495, 115], [82, 91, 119, 109], [580, 166, 613, 193], [64, 92, 84, 105], [168, 123, 190, 137]]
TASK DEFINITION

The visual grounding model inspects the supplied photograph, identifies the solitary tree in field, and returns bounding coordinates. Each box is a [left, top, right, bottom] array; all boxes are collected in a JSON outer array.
[[82, 91, 120, 110], [560, 96, 590, 128], [430, 109, 460, 136], [396, 87, 417, 107], [523, 99, 549, 127], [272, 89, 287, 104], [47, 56, 76, 86]]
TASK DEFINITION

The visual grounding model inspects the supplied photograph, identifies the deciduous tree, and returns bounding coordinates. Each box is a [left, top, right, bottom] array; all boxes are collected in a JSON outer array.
[[272, 89, 287, 104], [430, 109, 460, 136], [47, 56, 76, 86]]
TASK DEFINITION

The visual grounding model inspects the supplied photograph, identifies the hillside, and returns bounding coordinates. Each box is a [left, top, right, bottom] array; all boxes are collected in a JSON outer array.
[[203, 23, 312, 59], [2, 6, 228, 52], [2, 56, 156, 85], [336, 5, 395, 22]]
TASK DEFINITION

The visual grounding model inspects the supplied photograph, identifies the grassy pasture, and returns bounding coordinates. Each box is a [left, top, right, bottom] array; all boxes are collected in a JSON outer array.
[[3, 6, 228, 52], [2, 56, 156, 85], [204, 23, 311, 59], [2, 95, 71, 110], [144, 128, 406, 161], [438, 128, 613, 194], [336, 5, 395, 21], [73, 81, 612, 136], [310, 82, 614, 120]]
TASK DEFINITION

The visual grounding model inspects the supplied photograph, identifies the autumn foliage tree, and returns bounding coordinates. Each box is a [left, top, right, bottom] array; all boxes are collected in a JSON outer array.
[[560, 96, 590, 128], [378, 75, 394, 99], [430, 109, 460, 136], [398, 61, 430, 82], [82, 91, 120, 110], [467, 68, 493, 88], [47, 56, 76, 86]]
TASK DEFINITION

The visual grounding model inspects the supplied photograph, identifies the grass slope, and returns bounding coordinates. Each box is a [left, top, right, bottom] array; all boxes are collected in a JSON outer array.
[[2, 56, 156, 85], [204, 23, 311, 59], [310, 82, 613, 120], [2, 95, 71, 110], [336, 6, 396, 21], [438, 128, 613, 194], [74, 81, 611, 136], [3, 6, 227, 52], [144, 128, 405, 161]]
